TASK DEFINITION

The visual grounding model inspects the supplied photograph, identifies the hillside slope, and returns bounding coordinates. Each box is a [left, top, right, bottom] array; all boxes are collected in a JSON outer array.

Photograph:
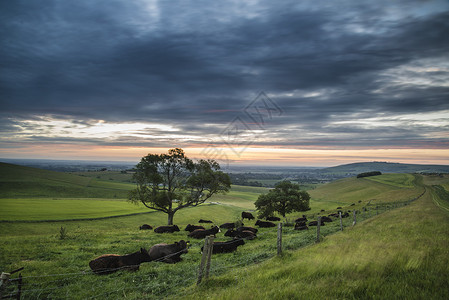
[[320, 161, 449, 175], [0, 162, 134, 198], [180, 175, 449, 299]]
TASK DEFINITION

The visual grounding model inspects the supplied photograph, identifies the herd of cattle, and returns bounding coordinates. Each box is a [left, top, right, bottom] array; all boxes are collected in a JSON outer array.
[[89, 211, 349, 274]]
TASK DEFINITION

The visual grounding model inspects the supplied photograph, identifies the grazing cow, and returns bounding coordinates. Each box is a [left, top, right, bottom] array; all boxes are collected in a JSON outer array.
[[139, 224, 153, 230], [188, 226, 220, 239], [328, 213, 340, 218], [337, 207, 342, 209], [294, 217, 308, 223], [154, 225, 180, 233], [224, 229, 257, 240], [266, 216, 281, 221], [184, 224, 205, 232], [89, 248, 151, 275], [201, 238, 245, 254], [148, 240, 189, 263], [350, 203, 355, 206], [199, 219, 213, 223], [308, 220, 325, 226], [241, 212, 255, 220], [235, 226, 258, 234], [294, 224, 309, 231], [320, 216, 333, 222], [219, 222, 236, 230], [341, 212, 350, 218], [255, 220, 276, 228]]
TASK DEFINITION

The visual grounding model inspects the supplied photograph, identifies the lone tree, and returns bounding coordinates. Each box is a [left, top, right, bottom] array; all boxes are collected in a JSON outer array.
[[128, 148, 231, 225], [255, 181, 310, 218]]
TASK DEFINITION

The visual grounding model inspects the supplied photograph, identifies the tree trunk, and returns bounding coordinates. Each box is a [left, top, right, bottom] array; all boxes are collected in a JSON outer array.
[[167, 211, 175, 225]]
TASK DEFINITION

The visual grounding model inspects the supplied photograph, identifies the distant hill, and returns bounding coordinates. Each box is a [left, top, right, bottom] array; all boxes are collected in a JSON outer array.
[[0, 162, 134, 198], [319, 162, 449, 175]]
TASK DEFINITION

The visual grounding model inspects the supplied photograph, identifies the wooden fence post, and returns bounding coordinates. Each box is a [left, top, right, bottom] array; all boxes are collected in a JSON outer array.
[[339, 211, 343, 231], [197, 236, 214, 285], [0, 272, 10, 299], [352, 210, 356, 226], [316, 217, 321, 243], [277, 223, 283, 256], [204, 236, 214, 280]]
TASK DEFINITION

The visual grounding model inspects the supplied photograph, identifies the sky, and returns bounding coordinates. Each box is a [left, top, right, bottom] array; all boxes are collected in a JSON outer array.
[[1, 0, 449, 167]]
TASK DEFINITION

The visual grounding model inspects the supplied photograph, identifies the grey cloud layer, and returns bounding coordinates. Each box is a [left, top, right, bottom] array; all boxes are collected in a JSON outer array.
[[1, 0, 448, 149]]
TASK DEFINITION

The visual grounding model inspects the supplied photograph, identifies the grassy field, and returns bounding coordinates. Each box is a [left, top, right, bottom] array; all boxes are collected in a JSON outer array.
[[181, 179, 449, 300], [0, 164, 447, 299]]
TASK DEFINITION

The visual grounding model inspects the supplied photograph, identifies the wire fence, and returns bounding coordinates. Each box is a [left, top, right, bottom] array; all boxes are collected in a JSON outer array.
[[1, 191, 426, 299]]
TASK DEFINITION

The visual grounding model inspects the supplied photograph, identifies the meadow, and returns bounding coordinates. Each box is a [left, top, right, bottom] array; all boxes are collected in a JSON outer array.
[[0, 163, 447, 299]]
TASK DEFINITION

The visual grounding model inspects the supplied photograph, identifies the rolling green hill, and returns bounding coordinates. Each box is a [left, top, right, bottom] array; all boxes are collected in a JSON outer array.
[[320, 161, 449, 175], [0, 162, 134, 198]]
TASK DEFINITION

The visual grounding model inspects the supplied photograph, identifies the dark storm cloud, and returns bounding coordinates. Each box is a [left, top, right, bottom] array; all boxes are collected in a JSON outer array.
[[1, 0, 448, 149]]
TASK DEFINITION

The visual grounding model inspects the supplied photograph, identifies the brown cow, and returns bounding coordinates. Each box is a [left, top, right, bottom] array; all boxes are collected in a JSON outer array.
[[89, 248, 151, 275], [148, 240, 189, 264], [188, 226, 220, 239]]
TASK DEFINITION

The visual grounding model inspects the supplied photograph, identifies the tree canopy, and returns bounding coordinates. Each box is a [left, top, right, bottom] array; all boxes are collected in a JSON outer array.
[[255, 181, 310, 218], [128, 148, 231, 225]]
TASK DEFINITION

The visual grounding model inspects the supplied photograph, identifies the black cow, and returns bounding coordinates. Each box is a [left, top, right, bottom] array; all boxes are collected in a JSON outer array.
[[235, 226, 258, 234], [341, 212, 350, 218], [255, 220, 276, 228], [337, 206, 342, 209], [89, 248, 151, 275], [199, 219, 213, 223], [295, 221, 307, 227], [201, 239, 245, 254], [219, 222, 236, 229], [154, 225, 180, 233], [139, 224, 153, 230], [188, 226, 220, 239], [225, 229, 257, 240], [294, 217, 308, 223], [294, 224, 309, 231], [241, 212, 255, 220], [148, 240, 189, 263], [308, 221, 325, 226], [184, 224, 205, 232], [266, 216, 281, 221], [321, 216, 333, 222]]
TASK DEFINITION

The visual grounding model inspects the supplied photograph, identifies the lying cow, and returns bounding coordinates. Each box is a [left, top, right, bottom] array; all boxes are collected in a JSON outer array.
[[294, 217, 308, 223], [148, 240, 189, 264], [294, 224, 309, 231], [295, 221, 307, 227], [139, 224, 153, 230], [188, 226, 220, 239], [89, 248, 151, 275], [225, 229, 257, 240], [219, 222, 236, 229], [235, 226, 258, 234], [154, 225, 180, 233], [241, 212, 255, 220], [255, 220, 276, 228], [266, 216, 281, 221], [308, 220, 325, 226], [184, 224, 205, 232], [320, 216, 333, 222], [201, 239, 245, 254], [198, 219, 213, 223]]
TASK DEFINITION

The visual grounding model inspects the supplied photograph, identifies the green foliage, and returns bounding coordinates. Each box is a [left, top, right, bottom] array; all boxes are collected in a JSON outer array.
[[357, 171, 382, 178], [129, 148, 231, 225], [59, 226, 67, 239], [255, 181, 310, 218]]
